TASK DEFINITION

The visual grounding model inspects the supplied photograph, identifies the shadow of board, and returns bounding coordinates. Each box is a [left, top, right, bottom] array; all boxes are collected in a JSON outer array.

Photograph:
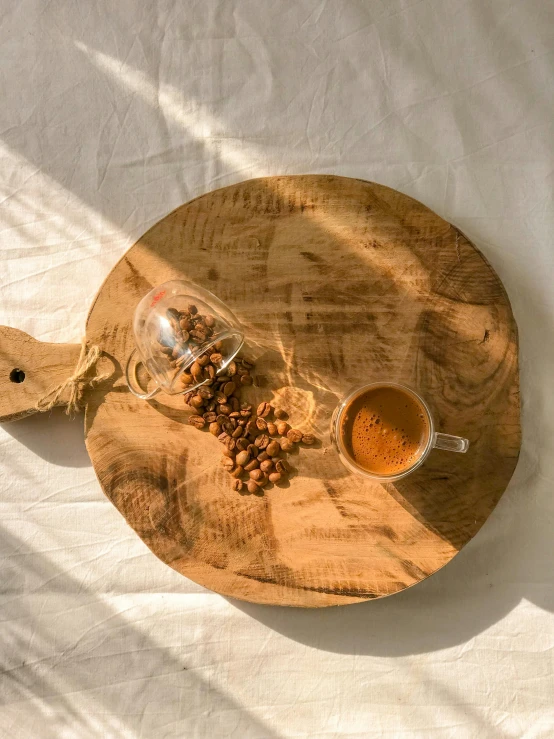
[[1, 406, 91, 468]]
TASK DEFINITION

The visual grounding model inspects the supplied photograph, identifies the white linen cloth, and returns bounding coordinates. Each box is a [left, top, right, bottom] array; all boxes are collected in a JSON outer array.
[[1, 1, 553, 737]]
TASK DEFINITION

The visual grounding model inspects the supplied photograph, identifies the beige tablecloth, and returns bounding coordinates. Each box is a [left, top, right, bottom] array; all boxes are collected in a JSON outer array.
[[1, 1, 552, 737]]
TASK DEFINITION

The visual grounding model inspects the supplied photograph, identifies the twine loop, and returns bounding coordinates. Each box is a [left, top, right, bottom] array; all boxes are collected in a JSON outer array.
[[36, 337, 109, 416]]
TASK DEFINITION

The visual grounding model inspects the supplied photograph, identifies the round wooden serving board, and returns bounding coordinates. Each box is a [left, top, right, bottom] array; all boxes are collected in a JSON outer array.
[[0, 176, 520, 607]]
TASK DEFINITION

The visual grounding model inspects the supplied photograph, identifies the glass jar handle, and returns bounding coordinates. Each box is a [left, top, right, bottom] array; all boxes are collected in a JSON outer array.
[[125, 348, 161, 400], [433, 432, 469, 453]]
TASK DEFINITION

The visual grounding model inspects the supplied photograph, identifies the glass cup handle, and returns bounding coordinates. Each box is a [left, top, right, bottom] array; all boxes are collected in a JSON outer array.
[[433, 432, 469, 453], [125, 348, 161, 400]]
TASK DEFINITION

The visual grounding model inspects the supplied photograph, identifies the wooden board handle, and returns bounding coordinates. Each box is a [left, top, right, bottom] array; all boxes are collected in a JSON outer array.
[[0, 326, 81, 422]]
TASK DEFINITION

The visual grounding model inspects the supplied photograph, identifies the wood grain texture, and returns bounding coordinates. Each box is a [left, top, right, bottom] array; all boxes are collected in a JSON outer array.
[[0, 327, 81, 421], [0, 176, 521, 606]]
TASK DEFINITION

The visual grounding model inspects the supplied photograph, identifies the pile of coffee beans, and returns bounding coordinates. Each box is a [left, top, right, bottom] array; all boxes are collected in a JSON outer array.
[[188, 385, 316, 493], [169, 305, 315, 494]]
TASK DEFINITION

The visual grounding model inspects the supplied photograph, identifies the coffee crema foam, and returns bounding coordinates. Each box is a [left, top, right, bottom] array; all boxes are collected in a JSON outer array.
[[341, 386, 429, 476]]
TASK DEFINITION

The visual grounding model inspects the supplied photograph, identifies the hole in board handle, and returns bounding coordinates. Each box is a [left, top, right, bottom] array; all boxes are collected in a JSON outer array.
[[10, 368, 26, 384]]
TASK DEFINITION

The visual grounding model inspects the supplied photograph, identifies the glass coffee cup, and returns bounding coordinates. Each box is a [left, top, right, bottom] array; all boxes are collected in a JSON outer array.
[[331, 382, 469, 482], [125, 279, 244, 400]]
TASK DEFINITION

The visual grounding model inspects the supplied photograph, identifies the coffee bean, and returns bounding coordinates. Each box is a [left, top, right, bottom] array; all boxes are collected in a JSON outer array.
[[188, 415, 205, 429], [225, 437, 237, 452], [190, 361, 203, 380], [213, 341, 223, 351], [247, 480, 260, 494], [187, 304, 198, 315], [257, 474, 269, 487], [260, 460, 273, 474], [203, 411, 217, 423], [204, 314, 216, 328], [255, 434, 269, 449], [276, 421, 290, 436], [197, 355, 210, 367], [244, 459, 259, 472], [206, 364, 216, 380], [215, 390, 227, 404], [227, 361, 237, 376], [256, 417, 268, 432], [249, 468, 264, 482], [236, 438, 249, 452], [222, 446, 235, 460], [241, 374, 253, 386], [275, 459, 291, 474], [181, 373, 194, 386], [184, 391, 194, 404], [268, 472, 282, 484], [222, 421, 234, 435], [205, 400, 216, 412], [198, 386, 213, 399], [287, 429, 303, 443], [236, 451, 250, 467], [266, 422, 278, 436], [247, 444, 258, 457], [232, 426, 243, 439], [245, 420, 257, 436], [230, 396, 240, 412], [274, 409, 287, 420], [209, 421, 221, 436], [210, 353, 223, 365], [280, 438, 294, 452], [257, 402, 272, 418], [232, 466, 244, 479], [222, 457, 235, 471], [190, 395, 204, 409], [241, 359, 254, 369], [219, 403, 232, 415], [257, 451, 269, 462], [301, 433, 316, 445], [224, 381, 236, 397], [218, 431, 229, 443], [266, 440, 281, 457], [232, 479, 244, 492]]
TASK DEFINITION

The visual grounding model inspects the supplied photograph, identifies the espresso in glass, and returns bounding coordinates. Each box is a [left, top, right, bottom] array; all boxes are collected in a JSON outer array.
[[340, 385, 430, 476]]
